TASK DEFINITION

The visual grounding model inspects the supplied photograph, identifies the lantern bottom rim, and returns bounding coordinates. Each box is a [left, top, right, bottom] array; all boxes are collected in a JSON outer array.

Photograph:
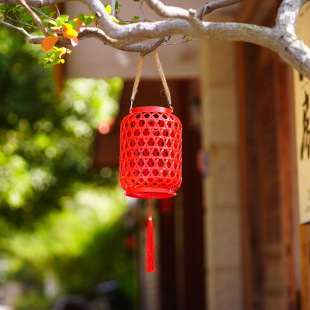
[[124, 186, 176, 199]]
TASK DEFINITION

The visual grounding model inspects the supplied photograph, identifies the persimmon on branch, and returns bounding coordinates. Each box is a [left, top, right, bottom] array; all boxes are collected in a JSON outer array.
[[0, 0, 310, 79]]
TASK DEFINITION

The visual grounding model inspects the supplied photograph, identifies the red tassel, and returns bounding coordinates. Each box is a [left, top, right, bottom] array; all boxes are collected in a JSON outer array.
[[146, 199, 157, 273]]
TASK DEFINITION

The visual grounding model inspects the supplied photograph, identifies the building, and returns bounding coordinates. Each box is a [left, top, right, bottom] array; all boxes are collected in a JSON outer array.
[[65, 0, 310, 309]]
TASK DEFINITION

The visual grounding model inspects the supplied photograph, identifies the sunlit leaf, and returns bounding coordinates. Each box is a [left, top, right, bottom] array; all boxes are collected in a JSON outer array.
[[68, 20, 78, 29], [62, 22, 73, 30], [74, 17, 84, 26], [64, 28, 78, 39], [41, 36, 59, 52], [56, 14, 69, 26], [70, 37, 79, 47], [43, 18, 57, 26], [105, 4, 112, 15], [111, 16, 119, 22]]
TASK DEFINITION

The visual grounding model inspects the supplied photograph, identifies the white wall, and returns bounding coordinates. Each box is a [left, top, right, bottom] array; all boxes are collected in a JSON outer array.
[[200, 15, 244, 310]]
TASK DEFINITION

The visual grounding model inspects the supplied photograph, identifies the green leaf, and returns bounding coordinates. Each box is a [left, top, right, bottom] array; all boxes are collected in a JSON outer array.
[[11, 5, 21, 13], [21, 13, 34, 24], [43, 18, 57, 26], [85, 17, 93, 26], [110, 16, 119, 23], [68, 20, 78, 29], [63, 22, 73, 30], [7, 5, 19, 12], [132, 15, 139, 20], [115, 1, 119, 10], [38, 58, 48, 64], [59, 47, 68, 54], [105, 4, 112, 15], [78, 13, 85, 22], [54, 50, 62, 59], [133, 0, 140, 2], [56, 14, 69, 26]]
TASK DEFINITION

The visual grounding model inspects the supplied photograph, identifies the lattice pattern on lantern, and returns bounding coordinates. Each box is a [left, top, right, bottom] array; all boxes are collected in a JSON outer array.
[[120, 106, 182, 199]]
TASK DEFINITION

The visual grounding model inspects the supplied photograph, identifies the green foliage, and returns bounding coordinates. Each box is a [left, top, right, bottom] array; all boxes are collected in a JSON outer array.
[[14, 291, 53, 310], [0, 4, 53, 29], [56, 14, 70, 26], [0, 1, 154, 67], [0, 26, 123, 227], [38, 47, 69, 66], [0, 23, 136, 308], [6, 186, 134, 299], [105, 4, 112, 15], [115, 1, 121, 13]]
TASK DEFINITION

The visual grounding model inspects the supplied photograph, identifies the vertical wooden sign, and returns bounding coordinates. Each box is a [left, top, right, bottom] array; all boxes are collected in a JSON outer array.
[[293, 3, 310, 224]]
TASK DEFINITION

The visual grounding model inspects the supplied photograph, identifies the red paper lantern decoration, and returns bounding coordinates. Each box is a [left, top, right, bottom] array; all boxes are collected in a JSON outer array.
[[119, 106, 182, 199], [119, 50, 182, 273]]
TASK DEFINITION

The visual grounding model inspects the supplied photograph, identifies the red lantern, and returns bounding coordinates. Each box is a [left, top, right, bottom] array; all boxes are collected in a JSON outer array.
[[119, 106, 182, 199], [119, 51, 182, 273]]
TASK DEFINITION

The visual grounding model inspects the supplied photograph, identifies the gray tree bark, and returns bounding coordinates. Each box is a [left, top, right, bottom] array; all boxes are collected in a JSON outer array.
[[1, 0, 310, 78]]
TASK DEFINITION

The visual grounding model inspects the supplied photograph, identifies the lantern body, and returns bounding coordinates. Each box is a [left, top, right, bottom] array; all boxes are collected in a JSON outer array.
[[120, 106, 182, 199]]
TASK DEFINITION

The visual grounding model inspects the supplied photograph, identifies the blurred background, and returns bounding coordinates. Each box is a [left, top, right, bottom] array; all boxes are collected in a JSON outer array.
[[2, 1, 310, 310], [0, 25, 138, 310]]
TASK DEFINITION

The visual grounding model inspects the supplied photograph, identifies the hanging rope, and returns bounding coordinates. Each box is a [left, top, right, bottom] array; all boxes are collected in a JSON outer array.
[[153, 49, 172, 109], [130, 50, 172, 111], [130, 55, 145, 109]]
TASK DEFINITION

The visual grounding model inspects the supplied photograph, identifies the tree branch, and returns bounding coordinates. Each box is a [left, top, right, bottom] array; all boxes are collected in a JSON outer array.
[[143, 0, 205, 33], [276, 0, 303, 34], [0, 0, 73, 7], [110, 0, 116, 17], [144, 0, 192, 19], [29, 29, 167, 54], [197, 0, 244, 20], [1, 0, 310, 80], [0, 19, 31, 36], [19, 0, 48, 35]]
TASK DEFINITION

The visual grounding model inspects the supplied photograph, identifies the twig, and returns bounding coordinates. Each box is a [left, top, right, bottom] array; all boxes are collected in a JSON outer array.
[[0, 19, 31, 36], [6, 13, 40, 29], [55, 4, 60, 16], [110, 0, 116, 17], [144, 0, 204, 33], [19, 0, 48, 35], [119, 18, 155, 23], [32, 7, 56, 20], [165, 37, 191, 45], [0, 0, 66, 6], [196, 0, 244, 20], [144, 0, 192, 19]]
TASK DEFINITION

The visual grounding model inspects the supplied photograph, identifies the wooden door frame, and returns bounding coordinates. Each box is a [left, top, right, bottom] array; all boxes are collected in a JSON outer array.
[[237, 1, 298, 309]]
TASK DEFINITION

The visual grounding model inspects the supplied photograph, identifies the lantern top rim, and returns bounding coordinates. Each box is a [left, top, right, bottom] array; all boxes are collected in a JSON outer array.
[[130, 106, 173, 114]]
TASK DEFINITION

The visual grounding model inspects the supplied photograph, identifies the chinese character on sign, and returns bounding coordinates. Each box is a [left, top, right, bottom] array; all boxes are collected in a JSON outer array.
[[301, 92, 310, 160]]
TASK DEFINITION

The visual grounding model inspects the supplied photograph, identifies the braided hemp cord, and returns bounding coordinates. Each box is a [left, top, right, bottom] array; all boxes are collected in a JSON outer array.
[[130, 50, 172, 110]]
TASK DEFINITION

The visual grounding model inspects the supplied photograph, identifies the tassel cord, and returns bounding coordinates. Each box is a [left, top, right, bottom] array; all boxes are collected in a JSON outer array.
[[146, 199, 157, 273]]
